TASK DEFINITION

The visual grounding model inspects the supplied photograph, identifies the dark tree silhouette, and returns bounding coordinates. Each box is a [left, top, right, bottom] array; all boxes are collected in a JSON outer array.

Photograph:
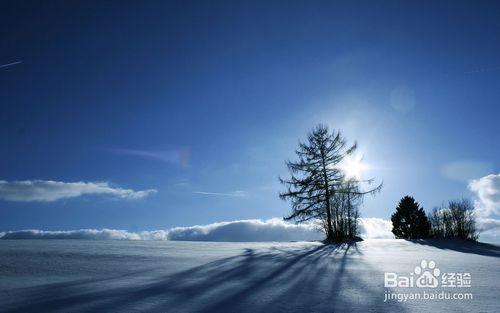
[[391, 196, 430, 239], [429, 199, 478, 241], [279, 124, 381, 243], [330, 179, 362, 240]]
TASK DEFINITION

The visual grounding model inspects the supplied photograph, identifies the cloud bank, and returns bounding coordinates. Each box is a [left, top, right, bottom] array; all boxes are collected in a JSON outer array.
[[0, 229, 169, 240], [358, 218, 394, 239], [467, 174, 500, 240], [0, 218, 393, 241], [0, 180, 157, 202], [167, 219, 322, 241]]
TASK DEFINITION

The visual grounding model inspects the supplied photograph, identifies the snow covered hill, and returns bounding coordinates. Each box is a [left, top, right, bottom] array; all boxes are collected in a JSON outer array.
[[0, 239, 498, 312]]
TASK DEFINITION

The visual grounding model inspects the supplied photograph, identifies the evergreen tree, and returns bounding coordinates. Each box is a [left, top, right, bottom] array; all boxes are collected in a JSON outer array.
[[391, 196, 430, 239]]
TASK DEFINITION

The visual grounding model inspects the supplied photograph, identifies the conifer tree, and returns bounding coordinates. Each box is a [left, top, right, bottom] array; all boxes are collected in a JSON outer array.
[[280, 124, 381, 242], [391, 196, 430, 239]]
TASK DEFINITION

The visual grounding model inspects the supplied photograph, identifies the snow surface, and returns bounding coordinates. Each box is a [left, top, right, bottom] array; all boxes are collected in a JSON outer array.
[[0, 239, 498, 312]]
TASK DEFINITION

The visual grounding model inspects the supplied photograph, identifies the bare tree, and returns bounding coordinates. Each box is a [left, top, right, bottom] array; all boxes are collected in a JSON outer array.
[[330, 179, 363, 240], [429, 199, 478, 241], [429, 207, 444, 238]]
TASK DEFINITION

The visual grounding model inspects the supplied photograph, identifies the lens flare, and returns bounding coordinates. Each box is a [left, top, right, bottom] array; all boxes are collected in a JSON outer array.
[[340, 155, 368, 180]]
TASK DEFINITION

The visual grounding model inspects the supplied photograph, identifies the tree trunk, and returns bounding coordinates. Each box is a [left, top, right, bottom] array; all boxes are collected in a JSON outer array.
[[347, 191, 351, 238], [320, 147, 334, 242]]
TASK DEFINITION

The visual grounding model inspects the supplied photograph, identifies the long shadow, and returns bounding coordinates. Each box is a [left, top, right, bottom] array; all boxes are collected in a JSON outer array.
[[409, 239, 500, 257], [3, 243, 407, 313]]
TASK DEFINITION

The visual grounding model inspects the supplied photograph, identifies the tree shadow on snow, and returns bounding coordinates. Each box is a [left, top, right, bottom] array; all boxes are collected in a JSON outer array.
[[4, 243, 406, 313], [409, 239, 500, 258]]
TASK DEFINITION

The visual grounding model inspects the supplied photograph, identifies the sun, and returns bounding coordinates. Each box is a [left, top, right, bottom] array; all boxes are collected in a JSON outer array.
[[340, 155, 368, 180]]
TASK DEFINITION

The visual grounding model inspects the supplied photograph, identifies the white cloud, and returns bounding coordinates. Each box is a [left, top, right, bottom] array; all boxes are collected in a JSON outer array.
[[0, 218, 394, 241], [442, 161, 492, 182], [468, 173, 500, 218], [358, 218, 394, 239], [0, 180, 157, 202], [477, 218, 500, 239]]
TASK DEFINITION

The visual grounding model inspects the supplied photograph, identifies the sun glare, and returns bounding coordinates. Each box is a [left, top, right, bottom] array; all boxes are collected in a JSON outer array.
[[340, 155, 368, 180]]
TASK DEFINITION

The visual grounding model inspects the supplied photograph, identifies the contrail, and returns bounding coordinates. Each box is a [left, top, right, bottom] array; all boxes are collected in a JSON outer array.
[[194, 191, 248, 197], [0, 61, 22, 69]]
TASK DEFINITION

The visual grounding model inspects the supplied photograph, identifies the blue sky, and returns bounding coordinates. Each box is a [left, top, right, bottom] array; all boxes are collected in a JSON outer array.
[[0, 1, 499, 237]]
